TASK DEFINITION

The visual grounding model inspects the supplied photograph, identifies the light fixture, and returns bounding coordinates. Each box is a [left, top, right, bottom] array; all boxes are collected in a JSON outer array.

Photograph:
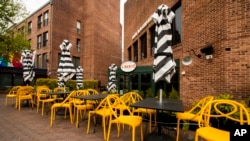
[[200, 45, 214, 59], [182, 49, 201, 66]]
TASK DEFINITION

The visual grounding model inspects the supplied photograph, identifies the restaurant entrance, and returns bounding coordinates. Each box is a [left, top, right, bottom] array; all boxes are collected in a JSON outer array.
[[116, 60, 180, 98]]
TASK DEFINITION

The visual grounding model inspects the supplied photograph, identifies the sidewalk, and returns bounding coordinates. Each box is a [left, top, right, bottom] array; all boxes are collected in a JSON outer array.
[[0, 94, 195, 141]]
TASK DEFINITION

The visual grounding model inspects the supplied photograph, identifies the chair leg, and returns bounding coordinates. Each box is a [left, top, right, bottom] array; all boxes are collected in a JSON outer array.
[[50, 107, 53, 126], [132, 127, 135, 141], [41, 102, 44, 116], [87, 112, 92, 134], [107, 122, 112, 141], [176, 119, 180, 141]]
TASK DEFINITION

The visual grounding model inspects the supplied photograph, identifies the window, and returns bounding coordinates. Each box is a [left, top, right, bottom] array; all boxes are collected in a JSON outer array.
[[72, 56, 80, 68], [37, 15, 42, 29], [150, 25, 155, 56], [43, 32, 48, 46], [43, 11, 49, 26], [77, 21, 81, 34], [128, 47, 132, 61], [133, 41, 138, 62], [42, 53, 47, 69], [37, 35, 42, 49], [36, 54, 42, 68], [28, 22, 32, 34], [172, 1, 182, 46], [140, 33, 147, 60], [76, 38, 80, 52]]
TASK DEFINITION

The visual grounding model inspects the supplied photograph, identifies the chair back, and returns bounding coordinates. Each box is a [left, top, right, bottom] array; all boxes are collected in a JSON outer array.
[[121, 92, 143, 106], [107, 94, 134, 119], [60, 90, 77, 104], [86, 88, 99, 95], [8, 86, 21, 95], [17, 86, 34, 96], [198, 99, 250, 127], [37, 87, 51, 99], [188, 96, 214, 115], [53, 87, 64, 92]]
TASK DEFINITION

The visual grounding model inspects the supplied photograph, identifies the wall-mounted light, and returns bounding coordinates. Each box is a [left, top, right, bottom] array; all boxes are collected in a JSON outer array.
[[200, 45, 214, 59], [182, 49, 201, 66]]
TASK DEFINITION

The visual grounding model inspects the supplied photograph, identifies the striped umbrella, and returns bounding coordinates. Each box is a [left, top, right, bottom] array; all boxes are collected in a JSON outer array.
[[152, 4, 176, 84], [107, 63, 117, 93], [57, 40, 76, 87], [20, 49, 36, 85], [76, 66, 84, 89]]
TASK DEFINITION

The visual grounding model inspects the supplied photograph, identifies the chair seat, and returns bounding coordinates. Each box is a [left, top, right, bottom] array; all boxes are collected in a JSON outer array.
[[196, 127, 229, 141], [42, 98, 55, 103], [114, 115, 142, 127], [95, 108, 112, 116], [176, 112, 201, 122]]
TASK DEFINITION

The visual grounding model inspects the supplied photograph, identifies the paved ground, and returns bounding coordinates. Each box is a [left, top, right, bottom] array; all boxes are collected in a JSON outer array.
[[0, 94, 195, 141]]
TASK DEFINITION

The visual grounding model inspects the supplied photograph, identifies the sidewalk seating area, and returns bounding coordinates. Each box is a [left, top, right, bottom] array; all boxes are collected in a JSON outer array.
[[1, 91, 197, 141]]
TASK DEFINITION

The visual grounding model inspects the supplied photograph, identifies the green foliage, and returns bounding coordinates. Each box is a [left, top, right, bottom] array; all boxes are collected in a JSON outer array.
[[36, 78, 99, 91], [145, 87, 154, 98], [0, 0, 29, 55], [168, 86, 179, 99]]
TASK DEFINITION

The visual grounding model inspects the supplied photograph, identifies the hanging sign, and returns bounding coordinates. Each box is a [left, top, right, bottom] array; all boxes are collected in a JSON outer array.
[[120, 61, 136, 72]]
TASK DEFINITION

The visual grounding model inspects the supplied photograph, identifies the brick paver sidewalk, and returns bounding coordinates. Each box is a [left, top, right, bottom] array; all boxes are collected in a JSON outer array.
[[0, 94, 195, 141]]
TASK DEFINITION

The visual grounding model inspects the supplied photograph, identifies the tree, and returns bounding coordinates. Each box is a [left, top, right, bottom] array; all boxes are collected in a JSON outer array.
[[0, 0, 29, 56]]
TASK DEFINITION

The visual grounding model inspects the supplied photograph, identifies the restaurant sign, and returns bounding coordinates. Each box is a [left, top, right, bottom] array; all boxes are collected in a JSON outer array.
[[120, 61, 136, 72]]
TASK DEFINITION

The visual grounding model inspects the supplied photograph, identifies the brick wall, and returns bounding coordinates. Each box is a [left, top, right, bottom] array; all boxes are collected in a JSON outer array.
[[124, 0, 250, 109]]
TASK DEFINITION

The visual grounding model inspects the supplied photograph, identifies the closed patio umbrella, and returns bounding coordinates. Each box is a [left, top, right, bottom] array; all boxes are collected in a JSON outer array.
[[152, 4, 176, 102], [20, 50, 36, 85], [152, 4, 176, 84], [107, 63, 117, 93], [76, 66, 84, 89], [57, 40, 76, 87]]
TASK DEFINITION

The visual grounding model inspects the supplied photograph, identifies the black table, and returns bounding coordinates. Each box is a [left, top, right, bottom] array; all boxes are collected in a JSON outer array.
[[72, 93, 109, 100], [131, 98, 184, 141]]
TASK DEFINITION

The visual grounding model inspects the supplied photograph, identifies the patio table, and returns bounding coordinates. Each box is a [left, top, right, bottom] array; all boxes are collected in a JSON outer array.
[[130, 98, 184, 141]]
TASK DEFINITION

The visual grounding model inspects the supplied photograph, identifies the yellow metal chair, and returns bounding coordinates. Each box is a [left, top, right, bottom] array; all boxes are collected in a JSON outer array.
[[50, 91, 76, 126], [175, 95, 214, 141], [72, 90, 94, 128], [119, 91, 157, 133], [195, 99, 250, 141], [52, 87, 65, 102], [16, 86, 34, 111], [5, 86, 21, 106], [106, 94, 143, 141], [86, 94, 113, 140], [36, 87, 55, 116]]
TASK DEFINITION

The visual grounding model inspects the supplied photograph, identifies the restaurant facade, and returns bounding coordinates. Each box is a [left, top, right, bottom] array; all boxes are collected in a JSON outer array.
[[123, 0, 250, 108]]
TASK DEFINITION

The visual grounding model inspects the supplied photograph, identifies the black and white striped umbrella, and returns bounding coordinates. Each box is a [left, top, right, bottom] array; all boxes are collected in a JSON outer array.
[[76, 66, 84, 89], [152, 4, 176, 84], [107, 63, 117, 92], [57, 40, 76, 87], [21, 49, 36, 85]]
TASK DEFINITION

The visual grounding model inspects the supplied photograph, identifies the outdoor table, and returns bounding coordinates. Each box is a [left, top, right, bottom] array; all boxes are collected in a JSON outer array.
[[130, 98, 184, 141], [43, 91, 71, 99]]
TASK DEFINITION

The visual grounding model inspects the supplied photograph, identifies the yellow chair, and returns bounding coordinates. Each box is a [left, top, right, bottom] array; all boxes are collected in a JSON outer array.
[[195, 99, 250, 141], [175, 96, 214, 141], [120, 92, 157, 133], [106, 94, 143, 141], [36, 87, 55, 116], [86, 94, 113, 140], [86, 88, 99, 95], [5, 86, 21, 106], [52, 87, 65, 102], [50, 91, 76, 126], [16, 86, 34, 111], [73, 90, 94, 128]]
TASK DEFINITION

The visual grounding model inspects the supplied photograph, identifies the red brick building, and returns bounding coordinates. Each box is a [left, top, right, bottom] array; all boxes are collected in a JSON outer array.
[[124, 0, 250, 108], [14, 0, 121, 87]]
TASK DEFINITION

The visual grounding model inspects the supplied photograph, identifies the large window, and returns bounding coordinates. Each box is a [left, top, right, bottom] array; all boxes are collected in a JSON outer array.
[[76, 38, 80, 52], [128, 47, 132, 61], [72, 56, 80, 68], [28, 22, 32, 34], [37, 15, 42, 29], [133, 41, 138, 62], [140, 33, 147, 60], [43, 11, 49, 26], [172, 1, 182, 46], [42, 53, 47, 69], [37, 35, 42, 49], [77, 21, 81, 34], [43, 32, 48, 46], [150, 25, 155, 56]]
